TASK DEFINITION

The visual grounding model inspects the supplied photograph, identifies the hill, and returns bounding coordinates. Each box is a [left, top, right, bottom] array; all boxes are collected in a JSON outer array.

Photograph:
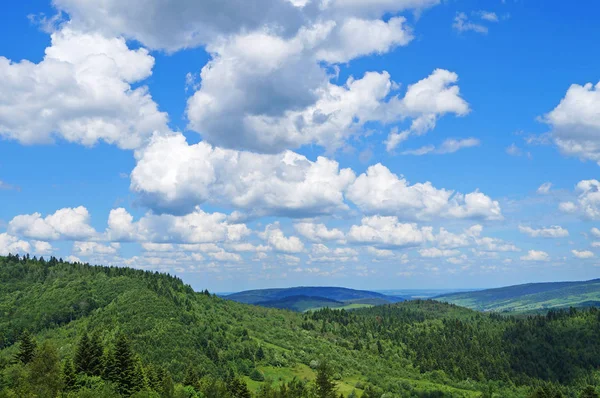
[[254, 295, 344, 312], [2, 254, 600, 397], [435, 279, 600, 313], [226, 286, 404, 310]]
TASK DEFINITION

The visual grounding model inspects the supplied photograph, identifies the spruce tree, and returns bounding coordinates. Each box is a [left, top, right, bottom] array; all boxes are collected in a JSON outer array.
[[315, 361, 337, 398], [62, 358, 77, 392], [88, 332, 104, 376], [113, 334, 136, 396], [74, 332, 91, 374], [15, 330, 37, 364]]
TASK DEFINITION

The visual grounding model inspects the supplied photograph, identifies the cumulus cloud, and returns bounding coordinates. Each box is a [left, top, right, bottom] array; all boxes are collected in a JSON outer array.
[[520, 250, 550, 262], [518, 225, 569, 238], [8, 206, 97, 241], [558, 180, 600, 219], [346, 164, 502, 220], [348, 216, 434, 248], [419, 248, 460, 258], [294, 222, 344, 242], [308, 243, 357, 263], [0, 233, 31, 255], [106, 207, 250, 244], [260, 223, 305, 253], [572, 249, 594, 259], [131, 133, 355, 217], [73, 241, 120, 257], [385, 69, 470, 152], [401, 138, 480, 155], [543, 81, 600, 164], [0, 27, 167, 149]]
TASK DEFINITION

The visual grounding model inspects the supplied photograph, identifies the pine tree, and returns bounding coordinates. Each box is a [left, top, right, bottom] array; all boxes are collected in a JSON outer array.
[[256, 346, 265, 361], [131, 356, 148, 393], [74, 332, 91, 374], [62, 358, 77, 392], [315, 361, 337, 398], [228, 377, 252, 398], [88, 332, 104, 376], [15, 330, 37, 364], [113, 334, 136, 396]]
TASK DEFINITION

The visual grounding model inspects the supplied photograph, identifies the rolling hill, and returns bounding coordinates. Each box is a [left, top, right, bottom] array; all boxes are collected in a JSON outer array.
[[435, 278, 600, 313], [3, 254, 600, 397], [225, 286, 404, 312]]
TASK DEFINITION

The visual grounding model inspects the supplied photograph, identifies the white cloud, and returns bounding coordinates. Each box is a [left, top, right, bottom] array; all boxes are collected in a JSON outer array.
[[73, 241, 120, 257], [367, 246, 395, 258], [131, 133, 355, 216], [224, 243, 270, 253], [543, 81, 600, 164], [309, 243, 358, 263], [559, 201, 578, 214], [346, 164, 502, 220], [0, 233, 31, 255], [208, 250, 242, 262], [260, 223, 305, 253], [476, 11, 499, 22], [8, 206, 97, 241], [572, 250, 594, 259], [591, 227, 600, 238], [419, 248, 460, 258], [32, 241, 54, 255], [106, 207, 250, 244], [558, 180, 600, 219], [294, 222, 344, 242], [54, 0, 439, 51], [402, 138, 480, 155], [537, 182, 552, 194], [385, 69, 470, 151], [518, 225, 569, 238], [520, 250, 550, 262], [0, 27, 167, 149], [453, 12, 488, 34], [348, 216, 434, 248], [315, 17, 413, 63]]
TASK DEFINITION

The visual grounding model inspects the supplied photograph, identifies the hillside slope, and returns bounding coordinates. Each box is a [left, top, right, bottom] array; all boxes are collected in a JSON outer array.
[[435, 279, 600, 312], [2, 255, 600, 397]]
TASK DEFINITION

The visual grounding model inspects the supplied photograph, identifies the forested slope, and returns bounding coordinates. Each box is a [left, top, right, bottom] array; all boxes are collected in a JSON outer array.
[[435, 279, 600, 313], [1, 255, 599, 398]]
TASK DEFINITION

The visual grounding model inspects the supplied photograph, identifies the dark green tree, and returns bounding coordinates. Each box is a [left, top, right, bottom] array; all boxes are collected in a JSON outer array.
[[256, 346, 265, 361], [15, 330, 37, 364], [88, 331, 104, 376], [113, 333, 136, 396], [315, 361, 337, 398], [228, 377, 252, 398], [74, 332, 92, 374], [62, 358, 77, 392], [581, 386, 600, 398]]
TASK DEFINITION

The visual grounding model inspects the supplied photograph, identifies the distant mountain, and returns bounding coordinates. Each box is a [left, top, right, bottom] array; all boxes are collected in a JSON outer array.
[[435, 278, 600, 313], [226, 286, 404, 311], [255, 295, 344, 312]]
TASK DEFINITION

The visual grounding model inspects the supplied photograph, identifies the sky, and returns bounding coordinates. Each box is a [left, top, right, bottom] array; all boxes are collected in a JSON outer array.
[[1, 0, 600, 292]]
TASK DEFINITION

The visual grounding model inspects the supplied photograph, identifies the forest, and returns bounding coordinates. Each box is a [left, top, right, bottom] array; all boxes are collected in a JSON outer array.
[[1, 254, 599, 398]]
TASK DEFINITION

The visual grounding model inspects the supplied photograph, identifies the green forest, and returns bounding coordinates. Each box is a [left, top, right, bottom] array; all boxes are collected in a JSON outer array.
[[1, 254, 599, 398]]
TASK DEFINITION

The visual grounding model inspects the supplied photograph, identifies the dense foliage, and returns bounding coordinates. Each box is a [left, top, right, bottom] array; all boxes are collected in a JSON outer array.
[[1, 255, 599, 397]]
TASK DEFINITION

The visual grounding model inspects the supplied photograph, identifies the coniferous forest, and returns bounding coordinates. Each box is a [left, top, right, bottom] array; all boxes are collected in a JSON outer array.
[[1, 255, 600, 398]]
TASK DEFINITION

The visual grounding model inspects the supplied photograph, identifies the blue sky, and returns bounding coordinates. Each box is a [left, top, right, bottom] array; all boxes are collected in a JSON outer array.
[[1, 0, 600, 292]]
